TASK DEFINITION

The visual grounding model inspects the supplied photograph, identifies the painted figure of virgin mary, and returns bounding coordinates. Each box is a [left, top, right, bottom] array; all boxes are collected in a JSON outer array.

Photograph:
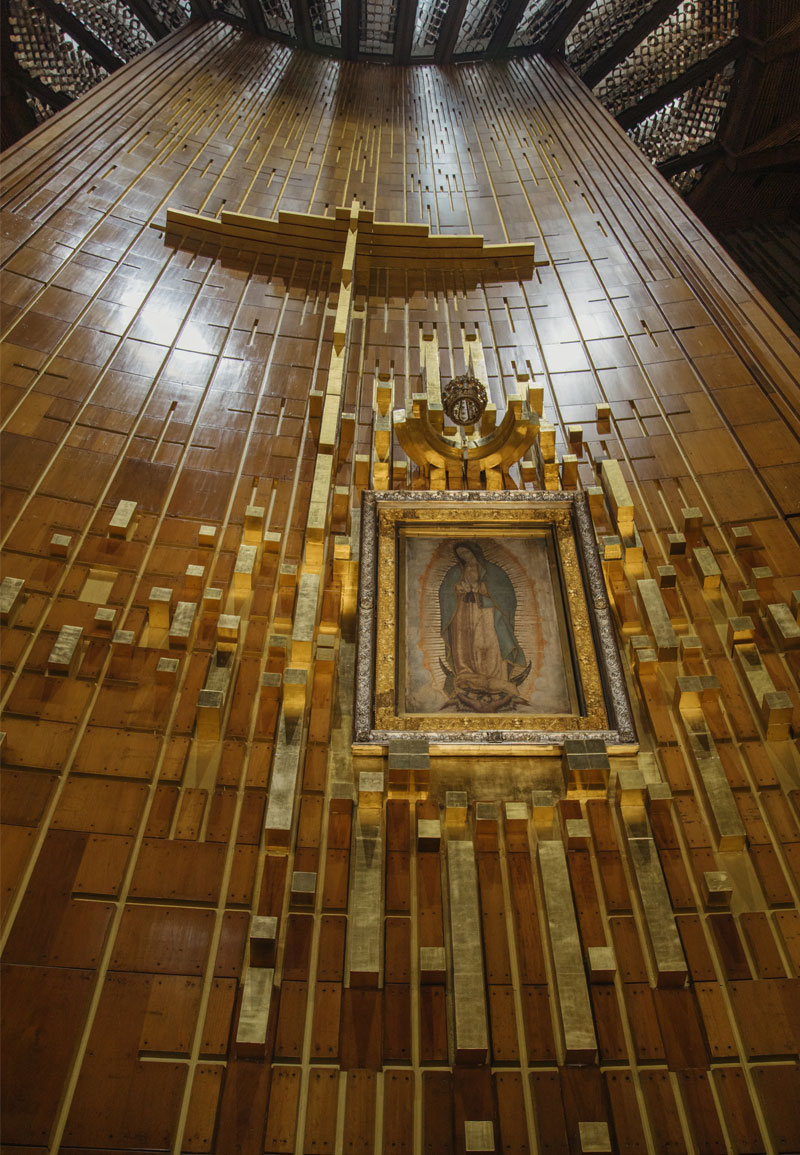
[[438, 540, 532, 712]]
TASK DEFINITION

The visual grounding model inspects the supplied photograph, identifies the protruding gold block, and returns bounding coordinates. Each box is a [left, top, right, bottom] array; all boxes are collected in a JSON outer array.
[[279, 563, 297, 589], [680, 634, 703, 663], [249, 915, 277, 968], [47, 624, 82, 675], [539, 420, 556, 463], [657, 565, 676, 588], [692, 546, 721, 591], [234, 545, 257, 590], [737, 587, 760, 616], [263, 530, 281, 554], [620, 525, 643, 568], [616, 768, 645, 805], [419, 946, 447, 984], [203, 587, 224, 618], [417, 819, 441, 851], [446, 791, 468, 825], [587, 946, 616, 983], [667, 533, 686, 556], [260, 671, 282, 701], [244, 504, 265, 544], [596, 402, 611, 426], [448, 841, 489, 1063], [727, 615, 756, 649], [766, 603, 800, 651], [504, 801, 528, 833], [217, 613, 240, 650], [586, 486, 604, 518], [50, 533, 71, 557], [623, 831, 687, 987], [358, 771, 384, 808], [475, 802, 499, 837], [674, 675, 703, 710], [94, 607, 115, 631], [196, 688, 223, 741], [374, 414, 391, 461], [730, 524, 752, 549], [602, 536, 622, 561], [785, 588, 800, 621], [185, 564, 204, 590], [354, 454, 370, 488], [148, 586, 172, 629], [760, 690, 792, 741], [169, 601, 196, 648], [198, 524, 216, 547], [0, 576, 25, 624], [332, 486, 350, 534], [638, 578, 678, 660], [464, 1121, 494, 1154], [375, 375, 392, 416], [565, 818, 591, 849], [561, 454, 578, 488], [531, 791, 555, 834], [543, 461, 560, 490], [578, 1122, 612, 1154], [308, 388, 324, 418], [702, 871, 733, 908], [600, 458, 634, 531], [235, 966, 274, 1056], [682, 506, 703, 532], [682, 716, 746, 850], [750, 565, 773, 589], [371, 460, 389, 490], [156, 656, 179, 683], [109, 499, 136, 539], [538, 840, 597, 1061], [528, 384, 544, 416], [283, 668, 308, 716], [290, 870, 317, 907], [646, 783, 672, 813], [567, 424, 583, 447]]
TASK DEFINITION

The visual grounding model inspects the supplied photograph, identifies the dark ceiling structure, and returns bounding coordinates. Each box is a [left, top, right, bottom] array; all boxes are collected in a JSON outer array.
[[2, 0, 799, 330]]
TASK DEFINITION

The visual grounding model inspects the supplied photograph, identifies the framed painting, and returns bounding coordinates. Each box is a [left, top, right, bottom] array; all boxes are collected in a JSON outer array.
[[353, 490, 637, 753]]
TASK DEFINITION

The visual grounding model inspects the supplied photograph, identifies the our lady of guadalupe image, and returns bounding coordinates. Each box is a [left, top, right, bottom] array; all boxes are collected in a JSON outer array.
[[403, 533, 573, 717], [438, 541, 531, 712]]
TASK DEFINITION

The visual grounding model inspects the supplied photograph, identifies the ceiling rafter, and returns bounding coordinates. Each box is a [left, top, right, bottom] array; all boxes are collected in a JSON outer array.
[[340, 0, 358, 57], [123, 0, 171, 41], [616, 38, 743, 130], [539, 0, 595, 56], [238, 0, 268, 36], [394, 0, 418, 63], [34, 0, 127, 73], [580, 0, 683, 89], [289, 0, 313, 48], [657, 140, 721, 177], [434, 0, 468, 63], [487, 0, 530, 55]]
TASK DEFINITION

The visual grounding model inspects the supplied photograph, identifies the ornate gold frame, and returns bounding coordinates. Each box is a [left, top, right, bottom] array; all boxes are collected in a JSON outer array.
[[353, 490, 637, 754]]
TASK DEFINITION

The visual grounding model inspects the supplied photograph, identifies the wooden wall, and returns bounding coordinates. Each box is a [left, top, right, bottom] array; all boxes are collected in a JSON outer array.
[[2, 18, 800, 1154]]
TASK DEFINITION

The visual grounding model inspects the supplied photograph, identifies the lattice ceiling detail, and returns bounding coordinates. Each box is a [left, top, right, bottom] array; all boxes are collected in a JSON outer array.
[[510, 0, 564, 49], [455, 0, 512, 55], [565, 0, 658, 73], [3, 0, 748, 210], [595, 0, 738, 116], [8, 0, 108, 102], [359, 0, 397, 56], [630, 63, 735, 162]]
